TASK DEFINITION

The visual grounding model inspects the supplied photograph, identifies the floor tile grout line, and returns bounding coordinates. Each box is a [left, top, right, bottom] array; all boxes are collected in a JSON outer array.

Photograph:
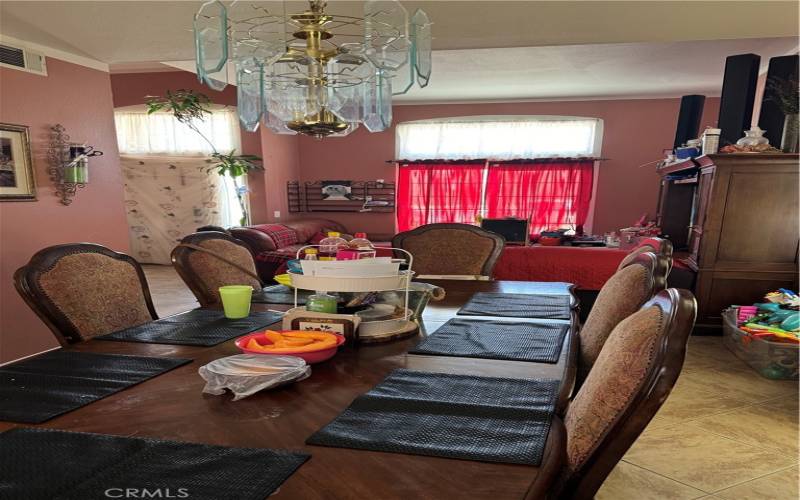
[[707, 460, 800, 495], [680, 417, 798, 457], [618, 459, 713, 495], [624, 424, 797, 493]]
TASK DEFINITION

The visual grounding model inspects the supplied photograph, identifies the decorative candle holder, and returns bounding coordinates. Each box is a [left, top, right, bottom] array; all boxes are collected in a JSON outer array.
[[46, 124, 102, 205]]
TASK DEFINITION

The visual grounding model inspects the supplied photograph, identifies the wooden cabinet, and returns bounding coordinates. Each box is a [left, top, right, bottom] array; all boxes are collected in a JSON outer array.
[[658, 154, 799, 330]]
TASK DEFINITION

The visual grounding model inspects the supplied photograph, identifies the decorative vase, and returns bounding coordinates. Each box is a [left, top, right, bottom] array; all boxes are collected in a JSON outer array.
[[781, 114, 799, 153], [736, 127, 770, 147]]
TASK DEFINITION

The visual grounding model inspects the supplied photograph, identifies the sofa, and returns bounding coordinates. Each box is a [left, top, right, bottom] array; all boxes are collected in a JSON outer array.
[[229, 218, 391, 282]]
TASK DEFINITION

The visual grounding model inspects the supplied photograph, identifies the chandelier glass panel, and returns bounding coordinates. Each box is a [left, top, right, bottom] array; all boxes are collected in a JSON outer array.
[[194, 0, 432, 138]]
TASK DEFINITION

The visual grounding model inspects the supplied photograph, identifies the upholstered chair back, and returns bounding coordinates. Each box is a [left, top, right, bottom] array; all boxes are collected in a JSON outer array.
[[617, 237, 674, 271], [14, 244, 157, 345], [577, 252, 668, 383], [172, 232, 262, 307], [392, 223, 505, 279], [557, 289, 696, 499]]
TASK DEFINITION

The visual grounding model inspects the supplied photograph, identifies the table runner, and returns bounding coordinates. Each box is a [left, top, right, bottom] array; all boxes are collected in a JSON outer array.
[[0, 428, 309, 500], [410, 318, 568, 363], [458, 292, 572, 320], [307, 369, 559, 465], [0, 351, 191, 424], [98, 309, 283, 346]]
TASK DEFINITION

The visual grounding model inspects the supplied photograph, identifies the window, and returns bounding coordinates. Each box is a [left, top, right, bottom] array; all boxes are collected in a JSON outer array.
[[115, 106, 244, 227], [395, 116, 601, 234], [485, 161, 594, 235], [396, 116, 602, 161], [397, 163, 485, 232], [115, 107, 240, 155]]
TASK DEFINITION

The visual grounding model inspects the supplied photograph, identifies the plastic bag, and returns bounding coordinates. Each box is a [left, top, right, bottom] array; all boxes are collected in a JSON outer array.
[[198, 354, 310, 400]]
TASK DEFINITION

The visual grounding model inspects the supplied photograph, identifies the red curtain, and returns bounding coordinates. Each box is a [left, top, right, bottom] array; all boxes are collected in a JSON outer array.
[[485, 160, 594, 235], [396, 162, 485, 232]]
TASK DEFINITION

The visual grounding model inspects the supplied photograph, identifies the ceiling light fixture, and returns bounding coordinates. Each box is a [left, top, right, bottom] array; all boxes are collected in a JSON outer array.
[[194, 0, 431, 139]]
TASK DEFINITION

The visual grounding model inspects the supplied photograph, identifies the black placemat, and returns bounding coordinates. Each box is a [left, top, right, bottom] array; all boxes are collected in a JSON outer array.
[[0, 427, 309, 500], [0, 351, 191, 424], [98, 309, 283, 346], [307, 369, 559, 465], [409, 318, 568, 363], [458, 292, 572, 319], [252, 285, 310, 305]]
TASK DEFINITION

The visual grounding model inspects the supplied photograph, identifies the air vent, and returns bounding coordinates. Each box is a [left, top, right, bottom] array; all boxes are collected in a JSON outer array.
[[0, 43, 47, 76]]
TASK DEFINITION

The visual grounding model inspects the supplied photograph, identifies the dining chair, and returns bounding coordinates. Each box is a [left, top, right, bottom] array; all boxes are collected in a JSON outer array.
[[535, 288, 697, 499], [14, 243, 158, 345], [171, 231, 263, 307], [576, 251, 669, 385], [616, 236, 673, 271], [392, 223, 505, 280]]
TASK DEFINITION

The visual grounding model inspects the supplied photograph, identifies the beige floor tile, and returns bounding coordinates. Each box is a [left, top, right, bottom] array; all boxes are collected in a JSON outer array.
[[676, 363, 798, 404], [624, 425, 796, 492], [647, 386, 748, 429], [684, 338, 747, 371], [714, 465, 799, 500], [596, 461, 706, 500], [142, 264, 199, 316], [763, 393, 800, 413], [692, 403, 799, 456]]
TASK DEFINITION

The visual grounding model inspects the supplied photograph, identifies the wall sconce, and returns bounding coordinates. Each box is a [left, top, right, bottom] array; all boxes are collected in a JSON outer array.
[[47, 124, 103, 205]]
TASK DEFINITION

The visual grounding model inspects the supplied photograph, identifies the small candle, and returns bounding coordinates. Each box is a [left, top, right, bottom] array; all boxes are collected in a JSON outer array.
[[64, 165, 79, 183]]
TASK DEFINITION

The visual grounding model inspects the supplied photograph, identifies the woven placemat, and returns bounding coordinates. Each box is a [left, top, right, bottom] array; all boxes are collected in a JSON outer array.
[[252, 285, 310, 305], [0, 351, 191, 424], [409, 318, 568, 363], [98, 309, 283, 346], [307, 369, 559, 465], [0, 427, 309, 500], [458, 292, 572, 319]]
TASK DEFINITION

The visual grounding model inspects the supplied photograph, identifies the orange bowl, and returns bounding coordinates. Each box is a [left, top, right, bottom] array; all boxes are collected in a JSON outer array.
[[539, 236, 562, 246], [234, 331, 345, 364]]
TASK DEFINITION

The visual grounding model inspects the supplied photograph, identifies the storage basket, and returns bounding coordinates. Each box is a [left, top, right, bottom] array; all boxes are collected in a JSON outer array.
[[722, 308, 799, 380]]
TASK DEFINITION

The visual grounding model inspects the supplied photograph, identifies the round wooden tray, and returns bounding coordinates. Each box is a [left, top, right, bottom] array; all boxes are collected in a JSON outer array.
[[358, 320, 419, 344]]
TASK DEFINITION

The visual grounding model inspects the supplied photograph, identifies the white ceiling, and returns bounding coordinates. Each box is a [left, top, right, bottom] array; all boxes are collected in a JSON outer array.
[[1, 1, 798, 102]]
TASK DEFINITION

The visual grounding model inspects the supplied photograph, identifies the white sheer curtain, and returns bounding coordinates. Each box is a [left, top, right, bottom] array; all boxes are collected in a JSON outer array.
[[115, 107, 240, 155], [115, 106, 244, 228], [396, 115, 603, 160]]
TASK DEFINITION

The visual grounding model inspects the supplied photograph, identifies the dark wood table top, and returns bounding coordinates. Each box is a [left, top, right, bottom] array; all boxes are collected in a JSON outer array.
[[1, 280, 576, 500]]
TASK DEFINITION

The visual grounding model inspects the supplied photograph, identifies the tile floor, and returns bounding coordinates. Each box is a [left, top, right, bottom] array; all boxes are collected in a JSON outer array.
[[142, 264, 800, 499]]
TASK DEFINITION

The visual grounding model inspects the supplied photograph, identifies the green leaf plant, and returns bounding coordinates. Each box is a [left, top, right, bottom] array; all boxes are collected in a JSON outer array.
[[145, 89, 263, 226]]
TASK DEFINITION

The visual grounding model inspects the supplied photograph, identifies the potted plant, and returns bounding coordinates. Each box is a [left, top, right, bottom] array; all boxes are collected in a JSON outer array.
[[765, 77, 799, 153], [145, 90, 263, 225]]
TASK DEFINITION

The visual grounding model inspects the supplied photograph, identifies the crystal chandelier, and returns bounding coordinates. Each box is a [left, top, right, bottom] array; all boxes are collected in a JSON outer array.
[[193, 0, 431, 139]]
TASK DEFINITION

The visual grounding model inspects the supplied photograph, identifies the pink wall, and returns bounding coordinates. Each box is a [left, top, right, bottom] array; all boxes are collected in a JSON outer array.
[[297, 98, 720, 236], [0, 59, 129, 362], [259, 131, 300, 223]]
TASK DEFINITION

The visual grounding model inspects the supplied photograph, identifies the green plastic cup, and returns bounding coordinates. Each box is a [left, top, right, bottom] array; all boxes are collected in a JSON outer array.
[[219, 285, 253, 319]]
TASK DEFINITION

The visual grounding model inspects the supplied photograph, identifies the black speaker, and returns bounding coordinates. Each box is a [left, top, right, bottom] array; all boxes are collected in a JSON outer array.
[[758, 54, 799, 146], [717, 53, 761, 146], [673, 95, 706, 148]]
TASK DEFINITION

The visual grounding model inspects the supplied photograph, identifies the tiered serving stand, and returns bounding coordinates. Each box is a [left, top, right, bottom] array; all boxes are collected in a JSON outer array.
[[288, 246, 418, 343]]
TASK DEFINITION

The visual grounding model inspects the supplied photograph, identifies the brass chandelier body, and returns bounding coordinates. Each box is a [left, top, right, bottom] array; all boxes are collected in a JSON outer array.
[[193, 0, 432, 138]]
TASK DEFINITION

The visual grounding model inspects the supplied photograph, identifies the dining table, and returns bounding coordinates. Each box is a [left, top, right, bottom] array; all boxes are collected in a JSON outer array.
[[0, 280, 579, 500]]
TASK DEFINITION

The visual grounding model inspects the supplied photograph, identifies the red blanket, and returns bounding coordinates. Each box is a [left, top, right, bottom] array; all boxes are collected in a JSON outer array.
[[493, 246, 628, 290]]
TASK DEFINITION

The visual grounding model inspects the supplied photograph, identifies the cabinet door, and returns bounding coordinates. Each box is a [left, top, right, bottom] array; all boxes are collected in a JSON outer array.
[[688, 167, 715, 265]]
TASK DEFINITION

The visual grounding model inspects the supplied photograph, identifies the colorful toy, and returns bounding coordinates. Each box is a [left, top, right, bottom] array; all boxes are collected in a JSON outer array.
[[735, 290, 800, 344]]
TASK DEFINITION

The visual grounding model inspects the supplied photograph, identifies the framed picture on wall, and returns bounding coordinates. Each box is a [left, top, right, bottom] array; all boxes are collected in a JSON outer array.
[[0, 123, 36, 201]]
